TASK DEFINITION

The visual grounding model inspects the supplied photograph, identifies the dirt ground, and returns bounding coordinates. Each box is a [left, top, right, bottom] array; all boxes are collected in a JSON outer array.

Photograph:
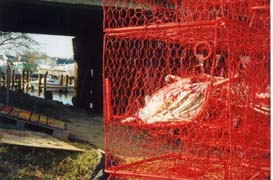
[[66, 113, 104, 149]]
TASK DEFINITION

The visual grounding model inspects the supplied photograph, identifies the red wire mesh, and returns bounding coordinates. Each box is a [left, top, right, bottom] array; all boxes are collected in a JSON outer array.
[[103, 0, 269, 30], [102, 0, 270, 179]]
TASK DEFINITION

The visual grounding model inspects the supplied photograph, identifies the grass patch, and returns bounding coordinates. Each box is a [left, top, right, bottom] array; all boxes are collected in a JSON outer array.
[[0, 144, 98, 180]]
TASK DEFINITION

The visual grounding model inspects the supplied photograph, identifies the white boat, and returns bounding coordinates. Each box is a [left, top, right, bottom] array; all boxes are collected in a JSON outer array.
[[37, 63, 75, 77]]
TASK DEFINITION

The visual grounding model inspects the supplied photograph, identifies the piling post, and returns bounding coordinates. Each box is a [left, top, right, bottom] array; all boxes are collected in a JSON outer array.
[[2, 71, 5, 87], [43, 72, 48, 94], [11, 69, 15, 90], [65, 74, 69, 92], [5, 65, 10, 105], [29, 71, 32, 90], [21, 70, 25, 91], [17, 74, 21, 90], [73, 62, 78, 97], [60, 74, 63, 86], [26, 71, 30, 91], [69, 76, 73, 85], [0, 69, 2, 86], [38, 73, 42, 96]]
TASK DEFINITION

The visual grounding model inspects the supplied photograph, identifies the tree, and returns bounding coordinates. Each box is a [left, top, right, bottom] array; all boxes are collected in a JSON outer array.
[[24, 51, 41, 62], [23, 62, 37, 72], [0, 31, 39, 53], [22, 51, 50, 72]]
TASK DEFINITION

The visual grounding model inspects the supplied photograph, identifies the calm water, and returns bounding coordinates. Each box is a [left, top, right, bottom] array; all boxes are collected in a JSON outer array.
[[28, 91, 73, 105]]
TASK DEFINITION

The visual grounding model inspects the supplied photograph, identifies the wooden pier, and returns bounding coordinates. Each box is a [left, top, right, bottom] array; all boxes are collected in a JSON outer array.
[[0, 69, 74, 96]]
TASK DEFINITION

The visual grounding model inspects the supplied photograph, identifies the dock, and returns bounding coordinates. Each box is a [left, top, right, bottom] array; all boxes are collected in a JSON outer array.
[[0, 70, 74, 95]]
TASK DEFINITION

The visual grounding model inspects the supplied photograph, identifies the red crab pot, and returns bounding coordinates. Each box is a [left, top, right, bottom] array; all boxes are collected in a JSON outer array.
[[102, 0, 270, 179]]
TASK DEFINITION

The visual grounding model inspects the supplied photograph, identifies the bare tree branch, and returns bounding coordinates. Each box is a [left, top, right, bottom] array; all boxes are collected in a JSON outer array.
[[0, 31, 39, 53]]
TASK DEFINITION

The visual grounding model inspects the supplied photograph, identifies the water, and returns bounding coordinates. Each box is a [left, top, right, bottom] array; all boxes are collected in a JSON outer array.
[[28, 90, 73, 105]]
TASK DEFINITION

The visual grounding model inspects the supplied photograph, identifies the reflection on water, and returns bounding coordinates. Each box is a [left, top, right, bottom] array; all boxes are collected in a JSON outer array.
[[28, 91, 73, 105]]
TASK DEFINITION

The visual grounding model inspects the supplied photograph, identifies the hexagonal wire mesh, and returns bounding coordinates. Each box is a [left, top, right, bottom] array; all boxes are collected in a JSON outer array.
[[102, 0, 270, 179]]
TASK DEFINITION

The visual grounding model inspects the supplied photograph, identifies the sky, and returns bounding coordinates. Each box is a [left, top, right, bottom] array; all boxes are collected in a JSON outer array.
[[30, 34, 74, 59]]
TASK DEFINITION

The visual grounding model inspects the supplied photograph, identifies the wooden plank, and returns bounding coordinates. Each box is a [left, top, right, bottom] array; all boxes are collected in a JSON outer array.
[[30, 113, 40, 123], [0, 105, 68, 136], [48, 118, 65, 129], [10, 108, 20, 118], [0, 129, 83, 152], [39, 115, 48, 125], [18, 110, 31, 121], [1, 105, 12, 114]]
